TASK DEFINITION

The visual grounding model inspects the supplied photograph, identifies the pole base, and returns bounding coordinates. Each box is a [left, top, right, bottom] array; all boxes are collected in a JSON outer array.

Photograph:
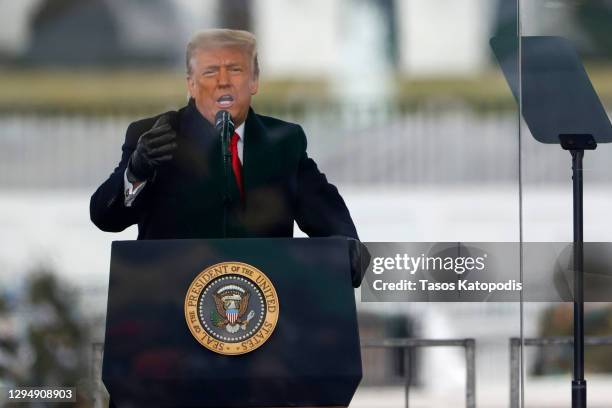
[[572, 380, 587, 408]]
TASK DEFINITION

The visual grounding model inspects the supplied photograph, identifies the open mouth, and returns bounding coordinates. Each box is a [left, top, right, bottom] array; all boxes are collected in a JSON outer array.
[[217, 95, 234, 109]]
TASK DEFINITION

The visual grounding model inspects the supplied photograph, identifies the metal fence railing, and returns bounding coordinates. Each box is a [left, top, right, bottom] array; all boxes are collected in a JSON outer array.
[[362, 338, 476, 408], [509, 336, 612, 408]]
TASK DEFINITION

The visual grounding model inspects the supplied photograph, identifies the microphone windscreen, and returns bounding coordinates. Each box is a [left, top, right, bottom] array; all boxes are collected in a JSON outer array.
[[215, 110, 235, 136]]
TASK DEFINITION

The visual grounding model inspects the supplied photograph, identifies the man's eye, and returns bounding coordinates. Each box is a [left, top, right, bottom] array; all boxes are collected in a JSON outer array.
[[203, 70, 216, 76]]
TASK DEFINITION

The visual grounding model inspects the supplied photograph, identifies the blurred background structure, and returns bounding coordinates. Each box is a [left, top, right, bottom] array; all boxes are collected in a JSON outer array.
[[1, 0, 612, 406]]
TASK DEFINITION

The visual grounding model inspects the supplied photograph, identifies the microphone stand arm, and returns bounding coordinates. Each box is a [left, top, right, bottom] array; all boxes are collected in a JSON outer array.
[[222, 128, 232, 238]]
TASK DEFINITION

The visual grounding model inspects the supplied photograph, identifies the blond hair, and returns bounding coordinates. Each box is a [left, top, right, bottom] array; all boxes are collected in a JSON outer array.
[[186, 29, 259, 77]]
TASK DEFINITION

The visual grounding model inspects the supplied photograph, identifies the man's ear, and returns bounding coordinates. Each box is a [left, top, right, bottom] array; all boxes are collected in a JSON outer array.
[[186, 75, 195, 98], [249, 77, 259, 95]]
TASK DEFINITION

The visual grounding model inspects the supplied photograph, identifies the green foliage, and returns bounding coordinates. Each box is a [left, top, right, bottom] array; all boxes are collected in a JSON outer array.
[[534, 305, 612, 375], [0, 267, 92, 406], [577, 1, 612, 58], [25, 268, 88, 387]]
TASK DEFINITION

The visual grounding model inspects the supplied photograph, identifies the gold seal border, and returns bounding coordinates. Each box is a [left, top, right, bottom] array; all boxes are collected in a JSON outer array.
[[184, 261, 279, 356]]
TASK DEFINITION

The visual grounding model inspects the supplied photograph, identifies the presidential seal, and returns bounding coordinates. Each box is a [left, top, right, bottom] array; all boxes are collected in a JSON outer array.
[[184, 261, 279, 355]]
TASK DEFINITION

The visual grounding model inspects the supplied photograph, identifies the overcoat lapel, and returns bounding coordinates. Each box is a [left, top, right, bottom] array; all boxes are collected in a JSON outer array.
[[181, 100, 241, 204], [243, 108, 268, 197], [181, 99, 221, 179]]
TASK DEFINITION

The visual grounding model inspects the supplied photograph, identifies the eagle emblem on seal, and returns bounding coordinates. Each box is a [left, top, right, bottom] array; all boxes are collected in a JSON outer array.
[[211, 284, 256, 333]]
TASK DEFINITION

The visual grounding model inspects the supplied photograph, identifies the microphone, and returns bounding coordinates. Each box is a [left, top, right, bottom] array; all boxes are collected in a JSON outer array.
[[215, 110, 235, 151], [215, 110, 234, 215]]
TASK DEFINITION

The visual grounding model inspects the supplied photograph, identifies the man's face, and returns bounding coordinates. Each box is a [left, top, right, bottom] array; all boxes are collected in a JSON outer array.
[[187, 46, 259, 127]]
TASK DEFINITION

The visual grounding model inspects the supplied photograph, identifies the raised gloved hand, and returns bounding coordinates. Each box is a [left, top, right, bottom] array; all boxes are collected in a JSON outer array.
[[127, 114, 177, 183]]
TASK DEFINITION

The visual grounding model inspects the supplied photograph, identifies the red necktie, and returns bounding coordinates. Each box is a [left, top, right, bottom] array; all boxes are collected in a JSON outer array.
[[230, 132, 244, 201]]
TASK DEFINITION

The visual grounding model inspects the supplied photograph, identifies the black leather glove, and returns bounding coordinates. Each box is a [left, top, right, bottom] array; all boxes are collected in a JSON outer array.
[[347, 238, 371, 288], [329, 236, 372, 288], [127, 114, 177, 182]]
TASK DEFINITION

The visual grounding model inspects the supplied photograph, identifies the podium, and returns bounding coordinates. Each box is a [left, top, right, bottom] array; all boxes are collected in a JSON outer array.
[[102, 237, 362, 407]]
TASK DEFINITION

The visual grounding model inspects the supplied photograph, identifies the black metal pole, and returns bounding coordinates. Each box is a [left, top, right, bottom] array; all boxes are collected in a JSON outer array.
[[560, 134, 595, 408], [571, 149, 586, 408]]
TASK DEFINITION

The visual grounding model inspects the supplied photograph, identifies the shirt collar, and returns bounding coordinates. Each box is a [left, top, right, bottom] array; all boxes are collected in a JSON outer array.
[[235, 122, 245, 140]]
